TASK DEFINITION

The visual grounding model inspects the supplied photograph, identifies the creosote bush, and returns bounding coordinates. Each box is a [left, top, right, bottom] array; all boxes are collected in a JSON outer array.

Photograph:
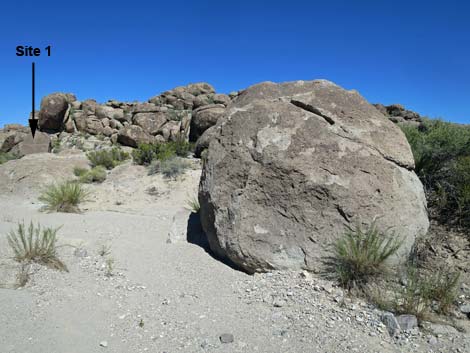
[[73, 166, 88, 177], [87, 147, 129, 170], [132, 139, 192, 166], [400, 119, 470, 228], [333, 222, 402, 289], [39, 181, 89, 213], [148, 156, 191, 179], [74, 166, 107, 183], [7, 222, 67, 271]]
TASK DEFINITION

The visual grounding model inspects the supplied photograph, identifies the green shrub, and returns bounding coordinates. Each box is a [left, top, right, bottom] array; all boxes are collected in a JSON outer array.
[[333, 222, 402, 289], [87, 148, 129, 170], [393, 267, 460, 319], [148, 156, 191, 179], [39, 181, 89, 213], [132, 140, 192, 166], [425, 270, 460, 314], [7, 222, 67, 271], [78, 166, 107, 183], [132, 143, 156, 165], [0, 151, 18, 164], [172, 139, 192, 157], [73, 167, 88, 177], [400, 120, 470, 227]]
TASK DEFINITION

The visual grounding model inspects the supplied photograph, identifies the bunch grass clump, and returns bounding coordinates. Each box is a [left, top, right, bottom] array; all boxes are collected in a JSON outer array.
[[7, 222, 67, 271], [74, 166, 107, 183], [148, 156, 191, 179], [333, 222, 402, 289], [73, 166, 88, 177], [185, 194, 200, 213], [393, 267, 460, 319], [39, 181, 89, 213], [87, 147, 129, 170]]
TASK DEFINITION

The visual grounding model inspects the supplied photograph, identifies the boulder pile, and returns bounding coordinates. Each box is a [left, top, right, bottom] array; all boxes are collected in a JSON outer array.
[[374, 103, 423, 126], [0, 82, 235, 156], [0, 80, 423, 158]]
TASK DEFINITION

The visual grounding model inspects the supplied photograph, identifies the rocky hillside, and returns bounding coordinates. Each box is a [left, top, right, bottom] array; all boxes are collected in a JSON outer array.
[[1, 80, 469, 353], [0, 82, 234, 156], [0, 81, 425, 158]]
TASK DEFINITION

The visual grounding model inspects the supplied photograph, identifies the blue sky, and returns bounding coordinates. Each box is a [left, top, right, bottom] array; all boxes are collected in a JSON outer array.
[[1, 0, 469, 127]]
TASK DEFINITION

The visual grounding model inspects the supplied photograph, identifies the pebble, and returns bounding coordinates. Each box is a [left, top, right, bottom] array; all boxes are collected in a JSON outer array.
[[73, 248, 88, 258], [219, 333, 234, 343], [460, 304, 470, 314], [381, 312, 399, 336], [273, 299, 287, 307], [396, 315, 418, 331]]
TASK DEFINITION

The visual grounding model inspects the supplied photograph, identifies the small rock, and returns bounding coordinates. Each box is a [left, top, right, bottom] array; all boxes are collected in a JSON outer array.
[[300, 270, 311, 280], [273, 299, 287, 307], [427, 323, 458, 336], [321, 283, 334, 294], [219, 333, 234, 344], [396, 314, 418, 331], [99, 341, 108, 348], [73, 247, 88, 258], [427, 335, 438, 345], [381, 312, 400, 336], [460, 304, 470, 314]]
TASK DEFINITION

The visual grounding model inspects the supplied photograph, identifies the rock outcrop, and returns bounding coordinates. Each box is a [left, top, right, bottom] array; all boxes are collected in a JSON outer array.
[[374, 103, 423, 126], [9, 132, 51, 156], [0, 82, 237, 154], [198, 79, 429, 273], [190, 104, 226, 142], [39, 93, 76, 132]]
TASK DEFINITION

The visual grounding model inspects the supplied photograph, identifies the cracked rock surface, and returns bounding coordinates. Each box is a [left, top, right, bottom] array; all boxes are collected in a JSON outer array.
[[199, 79, 429, 273]]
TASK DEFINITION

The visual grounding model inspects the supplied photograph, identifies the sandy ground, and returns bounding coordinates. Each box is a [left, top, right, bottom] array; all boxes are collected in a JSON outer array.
[[0, 152, 469, 353]]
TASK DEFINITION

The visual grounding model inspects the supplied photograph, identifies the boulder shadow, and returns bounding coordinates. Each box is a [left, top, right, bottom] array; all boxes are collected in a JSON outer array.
[[186, 213, 247, 273]]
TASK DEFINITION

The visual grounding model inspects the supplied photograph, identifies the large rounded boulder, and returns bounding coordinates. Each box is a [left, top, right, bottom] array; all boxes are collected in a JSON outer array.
[[38, 93, 72, 132], [198, 79, 429, 273], [189, 104, 226, 141]]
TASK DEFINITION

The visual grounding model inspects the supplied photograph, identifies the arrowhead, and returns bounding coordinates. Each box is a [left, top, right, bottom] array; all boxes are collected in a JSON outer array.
[[29, 119, 38, 139]]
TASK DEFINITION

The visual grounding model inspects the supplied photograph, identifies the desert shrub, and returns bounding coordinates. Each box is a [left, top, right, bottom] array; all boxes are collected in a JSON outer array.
[[171, 138, 192, 157], [393, 267, 460, 319], [333, 222, 402, 289], [0, 151, 18, 164], [39, 181, 89, 213], [51, 138, 62, 153], [425, 270, 460, 314], [185, 194, 200, 213], [148, 156, 190, 179], [73, 167, 88, 177], [132, 143, 156, 165], [7, 222, 67, 271], [78, 166, 107, 183], [87, 147, 129, 170], [400, 120, 470, 227], [133, 140, 192, 166], [394, 267, 430, 319], [155, 142, 177, 161]]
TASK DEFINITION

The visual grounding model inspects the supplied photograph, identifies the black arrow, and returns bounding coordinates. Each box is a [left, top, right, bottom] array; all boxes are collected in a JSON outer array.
[[29, 62, 38, 138]]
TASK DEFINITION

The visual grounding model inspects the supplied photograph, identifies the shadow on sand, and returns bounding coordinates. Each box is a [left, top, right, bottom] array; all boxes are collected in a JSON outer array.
[[186, 212, 247, 273]]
